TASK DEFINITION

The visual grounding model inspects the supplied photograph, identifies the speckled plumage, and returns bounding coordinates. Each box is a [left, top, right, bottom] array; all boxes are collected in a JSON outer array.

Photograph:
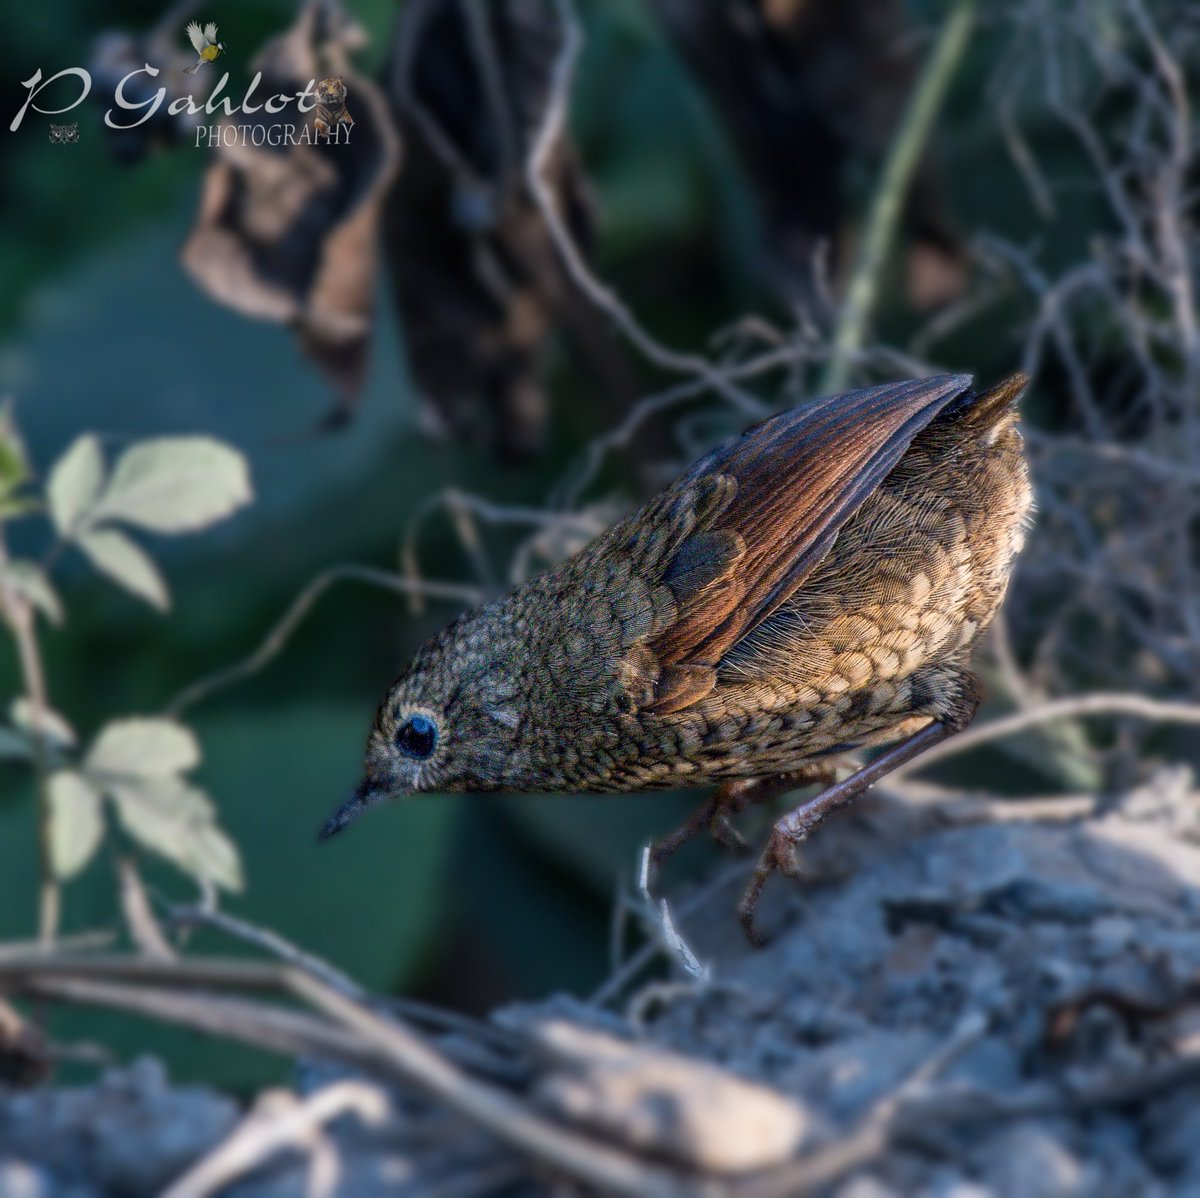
[[324, 373, 1032, 934]]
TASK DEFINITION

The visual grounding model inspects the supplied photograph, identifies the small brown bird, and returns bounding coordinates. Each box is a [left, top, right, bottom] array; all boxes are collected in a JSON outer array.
[[322, 373, 1032, 940]]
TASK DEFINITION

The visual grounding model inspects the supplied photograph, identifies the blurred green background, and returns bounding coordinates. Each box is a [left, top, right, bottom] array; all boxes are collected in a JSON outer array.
[[0, 0, 1115, 1090]]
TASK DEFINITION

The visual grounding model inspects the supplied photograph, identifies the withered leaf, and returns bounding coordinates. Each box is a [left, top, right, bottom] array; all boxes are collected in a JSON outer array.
[[383, 0, 622, 460], [181, 4, 401, 422], [654, 0, 965, 312]]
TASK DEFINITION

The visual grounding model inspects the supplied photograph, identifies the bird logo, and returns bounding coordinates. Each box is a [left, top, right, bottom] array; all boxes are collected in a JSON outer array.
[[184, 21, 225, 74]]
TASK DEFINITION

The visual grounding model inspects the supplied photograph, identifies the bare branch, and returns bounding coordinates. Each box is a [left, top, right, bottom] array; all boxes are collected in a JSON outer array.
[[162, 1080, 390, 1198], [0, 953, 710, 1198], [165, 565, 482, 717], [528, 0, 771, 413], [894, 693, 1200, 779]]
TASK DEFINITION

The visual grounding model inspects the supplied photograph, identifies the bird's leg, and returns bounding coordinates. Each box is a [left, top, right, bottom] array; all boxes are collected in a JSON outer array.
[[651, 762, 839, 869], [648, 793, 722, 866], [739, 693, 980, 946], [708, 765, 840, 853]]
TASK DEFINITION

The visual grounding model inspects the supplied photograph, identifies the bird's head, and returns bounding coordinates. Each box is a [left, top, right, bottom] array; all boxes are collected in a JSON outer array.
[[318, 614, 524, 839]]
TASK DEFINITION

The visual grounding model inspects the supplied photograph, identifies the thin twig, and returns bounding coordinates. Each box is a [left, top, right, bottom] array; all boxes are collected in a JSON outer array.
[[637, 844, 708, 983], [528, 0, 763, 413], [743, 1013, 988, 1198], [0, 532, 59, 943], [553, 348, 795, 510], [162, 1080, 390, 1198], [164, 565, 482, 717], [0, 953, 712, 1198], [160, 901, 523, 1057], [164, 903, 364, 998], [286, 972, 714, 1198], [887, 779, 1098, 824], [592, 860, 748, 1008], [893, 693, 1200, 779], [117, 858, 176, 962], [6, 974, 384, 1069], [0, 931, 114, 961]]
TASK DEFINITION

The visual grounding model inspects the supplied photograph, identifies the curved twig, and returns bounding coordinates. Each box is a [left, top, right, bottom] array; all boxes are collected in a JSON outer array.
[[164, 565, 482, 717], [894, 693, 1200, 778]]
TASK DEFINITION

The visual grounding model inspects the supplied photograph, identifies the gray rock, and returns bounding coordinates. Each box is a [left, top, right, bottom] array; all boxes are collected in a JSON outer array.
[[8, 779, 1200, 1195], [0, 1058, 238, 1197], [977, 1123, 1090, 1197], [527, 1019, 814, 1173], [0, 1158, 99, 1198]]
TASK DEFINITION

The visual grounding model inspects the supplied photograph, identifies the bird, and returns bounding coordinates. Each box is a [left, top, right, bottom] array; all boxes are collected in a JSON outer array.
[[183, 21, 225, 74], [321, 373, 1033, 941]]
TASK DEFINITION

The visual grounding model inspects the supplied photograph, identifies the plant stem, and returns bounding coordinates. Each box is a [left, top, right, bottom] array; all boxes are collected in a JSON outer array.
[[0, 534, 59, 944], [820, 0, 977, 394]]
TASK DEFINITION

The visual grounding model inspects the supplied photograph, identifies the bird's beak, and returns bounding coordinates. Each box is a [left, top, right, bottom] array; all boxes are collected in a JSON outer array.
[[318, 780, 385, 841]]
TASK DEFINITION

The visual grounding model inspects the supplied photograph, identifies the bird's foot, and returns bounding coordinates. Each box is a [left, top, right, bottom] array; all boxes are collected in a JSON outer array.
[[735, 717, 976, 946], [650, 778, 772, 871], [651, 765, 841, 936], [709, 810, 749, 855], [738, 827, 801, 947], [648, 794, 720, 870]]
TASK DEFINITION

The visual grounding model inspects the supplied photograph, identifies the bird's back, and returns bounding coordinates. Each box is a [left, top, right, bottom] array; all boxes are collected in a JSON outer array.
[[515, 374, 1031, 790], [717, 375, 1031, 720]]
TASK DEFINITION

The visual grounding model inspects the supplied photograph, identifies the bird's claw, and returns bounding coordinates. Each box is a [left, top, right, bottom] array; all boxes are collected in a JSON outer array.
[[710, 812, 750, 855], [738, 827, 800, 946], [650, 787, 753, 869]]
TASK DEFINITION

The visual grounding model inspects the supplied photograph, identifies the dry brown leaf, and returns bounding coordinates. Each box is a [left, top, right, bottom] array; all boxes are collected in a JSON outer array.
[[181, 3, 401, 423], [383, 0, 619, 460], [655, 0, 965, 314]]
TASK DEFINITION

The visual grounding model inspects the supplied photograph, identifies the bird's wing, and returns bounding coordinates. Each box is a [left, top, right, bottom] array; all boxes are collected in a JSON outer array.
[[203, 22, 219, 44], [186, 21, 207, 52], [633, 374, 974, 713]]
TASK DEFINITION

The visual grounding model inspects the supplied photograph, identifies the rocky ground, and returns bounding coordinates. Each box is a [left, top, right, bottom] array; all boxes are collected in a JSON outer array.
[[4, 768, 1200, 1196]]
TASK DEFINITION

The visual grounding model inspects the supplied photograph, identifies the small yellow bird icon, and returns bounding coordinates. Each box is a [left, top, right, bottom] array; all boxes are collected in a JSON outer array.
[[184, 21, 225, 74]]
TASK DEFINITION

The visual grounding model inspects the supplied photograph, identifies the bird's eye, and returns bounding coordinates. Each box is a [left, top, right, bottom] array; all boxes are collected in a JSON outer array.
[[395, 714, 437, 759]]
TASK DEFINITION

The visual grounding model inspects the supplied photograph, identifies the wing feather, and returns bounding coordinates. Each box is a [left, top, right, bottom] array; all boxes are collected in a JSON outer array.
[[186, 21, 206, 52], [648, 374, 974, 685], [203, 22, 219, 44]]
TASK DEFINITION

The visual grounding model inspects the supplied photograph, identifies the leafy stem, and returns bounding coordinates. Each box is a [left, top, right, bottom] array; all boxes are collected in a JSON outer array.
[[0, 417, 253, 938], [0, 530, 59, 944], [820, 0, 977, 393]]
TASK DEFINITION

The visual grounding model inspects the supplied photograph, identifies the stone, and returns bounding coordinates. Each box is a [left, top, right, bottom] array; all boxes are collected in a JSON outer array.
[[527, 1019, 812, 1174]]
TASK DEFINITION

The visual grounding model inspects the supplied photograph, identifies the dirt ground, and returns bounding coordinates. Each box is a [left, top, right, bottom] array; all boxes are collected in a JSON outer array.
[[5, 770, 1200, 1197]]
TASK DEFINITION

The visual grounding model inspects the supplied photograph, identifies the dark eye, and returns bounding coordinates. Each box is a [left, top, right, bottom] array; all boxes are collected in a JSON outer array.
[[395, 714, 437, 759]]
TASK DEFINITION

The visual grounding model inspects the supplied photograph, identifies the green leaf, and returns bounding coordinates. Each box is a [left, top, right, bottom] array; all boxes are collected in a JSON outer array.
[[0, 402, 29, 499], [187, 823, 244, 892], [10, 698, 76, 748], [0, 496, 39, 521], [109, 777, 241, 892], [3, 559, 64, 625], [47, 770, 105, 879], [91, 437, 252, 534], [75, 527, 169, 610], [85, 718, 200, 780], [110, 775, 213, 826], [47, 434, 105, 536], [0, 726, 31, 759]]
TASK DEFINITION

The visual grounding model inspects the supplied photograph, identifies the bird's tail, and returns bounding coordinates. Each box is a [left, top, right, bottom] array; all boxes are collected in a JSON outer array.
[[183, 61, 201, 75], [945, 372, 1028, 431]]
